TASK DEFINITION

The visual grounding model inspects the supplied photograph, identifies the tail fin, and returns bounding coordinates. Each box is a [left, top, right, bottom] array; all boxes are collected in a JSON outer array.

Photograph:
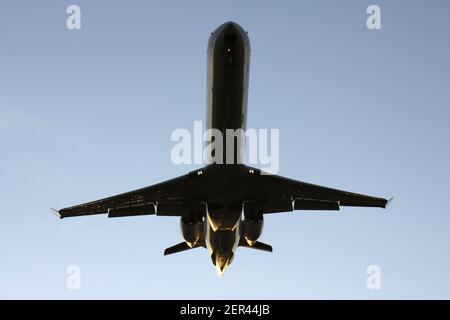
[[239, 240, 273, 253], [164, 242, 200, 256]]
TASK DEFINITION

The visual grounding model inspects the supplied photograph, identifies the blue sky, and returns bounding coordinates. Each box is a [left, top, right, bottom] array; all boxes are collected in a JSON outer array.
[[1, 0, 449, 298]]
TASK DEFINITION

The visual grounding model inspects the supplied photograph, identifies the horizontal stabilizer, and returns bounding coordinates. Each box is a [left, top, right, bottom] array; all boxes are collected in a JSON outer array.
[[239, 240, 273, 253], [164, 242, 200, 256]]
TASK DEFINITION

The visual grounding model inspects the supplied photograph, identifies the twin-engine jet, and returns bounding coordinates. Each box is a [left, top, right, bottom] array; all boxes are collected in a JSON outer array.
[[54, 22, 391, 276]]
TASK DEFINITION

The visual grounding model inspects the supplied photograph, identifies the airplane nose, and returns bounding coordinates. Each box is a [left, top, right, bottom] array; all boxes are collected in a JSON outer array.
[[223, 21, 239, 32], [224, 22, 245, 40], [221, 21, 239, 32], [209, 21, 250, 51], [213, 21, 247, 40]]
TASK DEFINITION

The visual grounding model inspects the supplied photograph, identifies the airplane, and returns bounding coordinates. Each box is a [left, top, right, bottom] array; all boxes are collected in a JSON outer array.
[[53, 21, 391, 276]]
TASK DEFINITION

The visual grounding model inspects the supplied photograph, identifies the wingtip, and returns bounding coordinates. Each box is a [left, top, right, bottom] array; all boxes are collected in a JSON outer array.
[[385, 197, 394, 209], [50, 207, 62, 219]]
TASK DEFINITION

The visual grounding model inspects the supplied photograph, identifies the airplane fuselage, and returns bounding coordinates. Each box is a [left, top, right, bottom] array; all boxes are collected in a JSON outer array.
[[204, 22, 251, 275]]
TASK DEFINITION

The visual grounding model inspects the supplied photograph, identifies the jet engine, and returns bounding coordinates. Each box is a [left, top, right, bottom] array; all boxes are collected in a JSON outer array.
[[242, 214, 263, 246], [180, 216, 203, 248]]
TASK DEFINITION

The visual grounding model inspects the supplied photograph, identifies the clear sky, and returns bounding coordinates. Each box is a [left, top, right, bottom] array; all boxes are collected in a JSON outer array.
[[1, 0, 449, 299]]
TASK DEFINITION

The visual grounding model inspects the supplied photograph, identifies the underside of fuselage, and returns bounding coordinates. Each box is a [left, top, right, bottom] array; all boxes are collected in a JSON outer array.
[[204, 22, 252, 274]]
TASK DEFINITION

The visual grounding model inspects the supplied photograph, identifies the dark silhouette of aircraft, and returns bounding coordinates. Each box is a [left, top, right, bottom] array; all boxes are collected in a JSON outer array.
[[53, 22, 391, 276]]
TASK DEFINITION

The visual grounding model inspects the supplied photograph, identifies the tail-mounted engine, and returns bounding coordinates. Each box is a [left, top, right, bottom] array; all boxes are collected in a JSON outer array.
[[180, 215, 204, 248], [242, 202, 264, 246]]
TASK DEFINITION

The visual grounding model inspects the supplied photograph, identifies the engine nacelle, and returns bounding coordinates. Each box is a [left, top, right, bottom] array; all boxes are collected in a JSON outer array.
[[242, 215, 263, 246], [180, 216, 203, 248]]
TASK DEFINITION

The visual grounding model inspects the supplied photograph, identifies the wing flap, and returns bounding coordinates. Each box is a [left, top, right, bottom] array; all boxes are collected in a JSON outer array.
[[294, 198, 340, 211], [108, 203, 156, 218]]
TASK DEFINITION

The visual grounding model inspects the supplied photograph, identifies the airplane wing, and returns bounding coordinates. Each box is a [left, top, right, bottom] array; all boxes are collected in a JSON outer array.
[[54, 164, 390, 218], [242, 166, 391, 213], [54, 169, 207, 219]]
